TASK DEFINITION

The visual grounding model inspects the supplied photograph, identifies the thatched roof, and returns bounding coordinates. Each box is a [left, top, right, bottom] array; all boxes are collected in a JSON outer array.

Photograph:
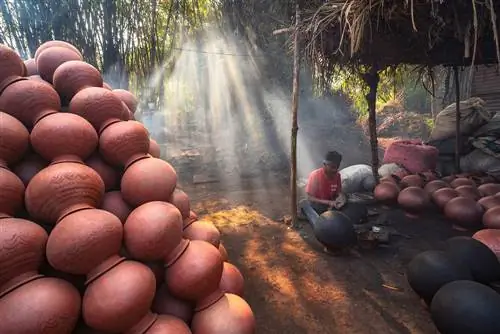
[[298, 0, 500, 79]]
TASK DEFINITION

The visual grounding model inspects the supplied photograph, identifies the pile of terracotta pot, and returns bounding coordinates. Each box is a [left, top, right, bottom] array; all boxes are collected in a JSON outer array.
[[0, 41, 255, 333]]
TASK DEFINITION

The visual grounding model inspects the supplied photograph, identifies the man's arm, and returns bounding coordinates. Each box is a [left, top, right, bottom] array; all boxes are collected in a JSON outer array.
[[307, 194, 333, 206], [305, 172, 334, 207]]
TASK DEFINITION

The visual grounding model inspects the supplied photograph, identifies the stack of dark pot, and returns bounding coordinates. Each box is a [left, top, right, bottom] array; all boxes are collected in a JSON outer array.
[[0, 41, 255, 334]]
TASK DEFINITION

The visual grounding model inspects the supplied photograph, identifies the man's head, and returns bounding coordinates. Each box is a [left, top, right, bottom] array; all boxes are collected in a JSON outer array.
[[323, 151, 342, 176]]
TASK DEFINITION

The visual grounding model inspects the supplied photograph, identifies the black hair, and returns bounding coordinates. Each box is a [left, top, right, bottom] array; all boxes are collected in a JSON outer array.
[[324, 151, 342, 166]]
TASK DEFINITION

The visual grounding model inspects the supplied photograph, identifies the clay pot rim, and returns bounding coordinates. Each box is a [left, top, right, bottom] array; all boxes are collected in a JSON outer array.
[[183, 215, 199, 230], [0, 76, 27, 96], [194, 289, 225, 312], [123, 311, 158, 334], [85, 255, 126, 286], [164, 239, 190, 268], [0, 274, 43, 298]]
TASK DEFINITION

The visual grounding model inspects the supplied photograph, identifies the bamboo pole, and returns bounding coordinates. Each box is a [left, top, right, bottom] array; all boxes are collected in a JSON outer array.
[[363, 67, 380, 183], [453, 66, 461, 173], [290, 2, 300, 227]]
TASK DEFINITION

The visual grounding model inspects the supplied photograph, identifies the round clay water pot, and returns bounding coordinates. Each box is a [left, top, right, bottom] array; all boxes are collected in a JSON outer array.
[[24, 58, 37, 76], [0, 217, 47, 295], [406, 250, 472, 305], [30, 112, 98, 163], [451, 177, 475, 188], [478, 183, 500, 197], [121, 157, 177, 207], [473, 229, 500, 259], [483, 206, 500, 229], [12, 152, 48, 186], [100, 191, 131, 223], [0, 276, 81, 333], [36, 46, 82, 83], [311, 210, 357, 250], [149, 139, 161, 158], [0, 112, 30, 167], [0, 44, 25, 82], [432, 188, 459, 210], [146, 314, 192, 334], [219, 262, 244, 297], [83, 260, 157, 333], [25, 162, 105, 224], [28, 74, 46, 83], [53, 60, 103, 103], [34, 40, 83, 61], [397, 186, 430, 217], [379, 175, 399, 185], [478, 196, 500, 211], [46, 208, 123, 275], [401, 174, 424, 188], [112, 89, 138, 113], [85, 153, 120, 191], [444, 197, 484, 231], [165, 239, 224, 302], [431, 280, 500, 334], [124, 201, 183, 261], [183, 220, 221, 247], [219, 243, 229, 262], [445, 236, 500, 284], [0, 79, 60, 127], [152, 284, 194, 324], [169, 189, 191, 219], [184, 211, 198, 228], [69, 87, 129, 133], [191, 293, 255, 334], [441, 175, 456, 183], [99, 120, 150, 167], [0, 168, 25, 217], [455, 185, 481, 200], [423, 180, 449, 196], [373, 182, 400, 205]]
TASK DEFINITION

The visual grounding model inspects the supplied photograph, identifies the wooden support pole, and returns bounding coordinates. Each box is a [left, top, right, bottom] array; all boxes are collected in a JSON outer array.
[[363, 67, 380, 183], [453, 66, 461, 173], [290, 2, 300, 227]]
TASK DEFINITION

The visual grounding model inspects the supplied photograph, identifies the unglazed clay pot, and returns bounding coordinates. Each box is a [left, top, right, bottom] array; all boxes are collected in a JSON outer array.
[[85, 153, 120, 191], [441, 175, 456, 183], [36, 46, 82, 83], [165, 239, 224, 302], [478, 196, 500, 211], [25, 163, 105, 223], [0, 112, 29, 168], [124, 201, 183, 261], [478, 183, 500, 197], [397, 186, 430, 217], [0, 168, 25, 217], [473, 229, 500, 259], [121, 157, 177, 207], [34, 40, 83, 61], [483, 207, 500, 229], [451, 177, 475, 188], [444, 197, 484, 231], [184, 210, 198, 228], [69, 87, 129, 133], [53, 60, 103, 103], [113, 89, 138, 113], [0, 44, 26, 84], [219, 243, 229, 262], [169, 189, 191, 219], [379, 175, 399, 185], [99, 120, 150, 167], [12, 152, 48, 186], [152, 284, 194, 324], [100, 191, 132, 223], [0, 276, 81, 333], [373, 182, 400, 205], [30, 112, 98, 163], [0, 79, 60, 127], [146, 315, 192, 334], [432, 188, 459, 210], [24, 58, 37, 76], [401, 174, 424, 188], [183, 219, 221, 247], [191, 292, 256, 334], [423, 180, 449, 196], [219, 262, 245, 297], [149, 139, 161, 158], [455, 185, 481, 200]]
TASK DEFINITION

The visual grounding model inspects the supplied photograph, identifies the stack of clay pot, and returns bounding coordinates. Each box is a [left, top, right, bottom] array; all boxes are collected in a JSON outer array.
[[0, 41, 255, 333]]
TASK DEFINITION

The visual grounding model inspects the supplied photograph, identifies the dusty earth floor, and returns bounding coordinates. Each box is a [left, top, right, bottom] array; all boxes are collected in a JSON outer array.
[[183, 175, 469, 334]]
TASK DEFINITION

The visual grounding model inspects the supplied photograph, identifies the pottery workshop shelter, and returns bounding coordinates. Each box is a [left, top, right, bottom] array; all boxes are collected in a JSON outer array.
[[295, 0, 500, 178]]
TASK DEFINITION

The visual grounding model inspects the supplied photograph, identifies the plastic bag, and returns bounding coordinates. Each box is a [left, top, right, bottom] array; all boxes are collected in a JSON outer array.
[[460, 149, 500, 177], [339, 164, 376, 194], [378, 163, 406, 178]]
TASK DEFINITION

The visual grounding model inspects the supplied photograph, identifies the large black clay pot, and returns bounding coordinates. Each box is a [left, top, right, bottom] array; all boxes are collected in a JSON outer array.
[[445, 236, 500, 284], [337, 202, 368, 225], [407, 250, 472, 305], [431, 280, 500, 334]]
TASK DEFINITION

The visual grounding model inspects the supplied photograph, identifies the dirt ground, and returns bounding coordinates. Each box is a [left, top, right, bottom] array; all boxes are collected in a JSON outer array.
[[183, 175, 468, 334]]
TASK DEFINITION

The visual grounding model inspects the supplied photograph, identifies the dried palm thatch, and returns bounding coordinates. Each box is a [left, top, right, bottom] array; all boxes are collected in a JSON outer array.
[[296, 0, 500, 83]]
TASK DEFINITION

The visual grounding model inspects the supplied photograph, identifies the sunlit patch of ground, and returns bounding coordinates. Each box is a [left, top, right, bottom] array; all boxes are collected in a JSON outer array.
[[197, 203, 275, 228]]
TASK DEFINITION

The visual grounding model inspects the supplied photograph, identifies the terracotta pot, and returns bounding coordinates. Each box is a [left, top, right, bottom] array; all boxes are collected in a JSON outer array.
[[191, 292, 255, 334], [478, 183, 500, 197], [420, 171, 438, 183], [0, 79, 60, 127], [0, 112, 30, 168], [473, 229, 500, 259], [85, 153, 120, 191], [53, 60, 103, 104], [165, 239, 223, 302], [0, 44, 26, 84], [100, 191, 132, 223], [0, 276, 81, 333], [183, 210, 198, 228], [183, 219, 221, 247], [34, 40, 83, 62], [83, 260, 157, 333], [145, 315, 192, 334], [25, 162, 105, 223], [121, 157, 177, 207], [373, 182, 400, 205], [219, 262, 245, 297], [124, 201, 183, 261], [478, 196, 500, 211], [0, 168, 25, 217], [36, 46, 83, 83], [152, 284, 194, 324], [397, 186, 430, 217], [113, 89, 138, 113], [401, 174, 424, 188], [39, 260, 86, 294], [30, 112, 98, 163], [219, 243, 229, 262], [423, 180, 449, 196], [68, 87, 129, 133], [483, 207, 500, 229], [455, 185, 481, 201], [441, 175, 456, 183], [432, 188, 459, 210], [406, 250, 472, 305], [444, 197, 484, 230], [169, 189, 191, 219], [24, 58, 37, 76], [12, 152, 48, 186], [451, 177, 475, 188], [29, 74, 46, 83], [379, 175, 398, 185], [430, 281, 500, 334], [99, 120, 150, 167], [149, 139, 161, 158]]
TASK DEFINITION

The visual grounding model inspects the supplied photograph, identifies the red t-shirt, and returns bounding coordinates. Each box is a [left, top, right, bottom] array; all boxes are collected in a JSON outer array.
[[305, 168, 342, 200]]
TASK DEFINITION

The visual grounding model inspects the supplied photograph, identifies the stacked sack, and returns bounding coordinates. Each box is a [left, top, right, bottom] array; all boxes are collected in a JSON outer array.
[[0, 41, 255, 334]]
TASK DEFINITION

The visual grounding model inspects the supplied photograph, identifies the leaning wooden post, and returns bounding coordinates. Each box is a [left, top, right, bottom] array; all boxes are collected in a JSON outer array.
[[363, 67, 380, 183], [453, 66, 461, 173]]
